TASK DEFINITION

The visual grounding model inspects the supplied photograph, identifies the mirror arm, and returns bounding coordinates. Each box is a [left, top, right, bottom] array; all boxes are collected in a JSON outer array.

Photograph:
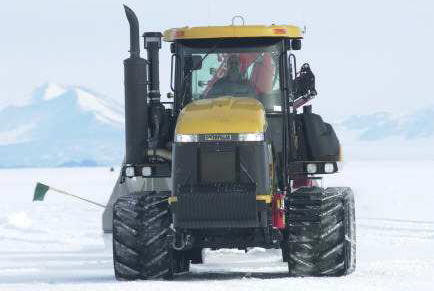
[[288, 53, 297, 80], [170, 54, 176, 92]]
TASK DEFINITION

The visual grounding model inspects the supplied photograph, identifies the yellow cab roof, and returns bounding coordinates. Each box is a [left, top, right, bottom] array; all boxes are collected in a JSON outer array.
[[163, 25, 303, 42]]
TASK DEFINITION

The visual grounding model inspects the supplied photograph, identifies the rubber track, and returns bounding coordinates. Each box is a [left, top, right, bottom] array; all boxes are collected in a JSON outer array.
[[284, 186, 356, 276], [112, 191, 174, 280]]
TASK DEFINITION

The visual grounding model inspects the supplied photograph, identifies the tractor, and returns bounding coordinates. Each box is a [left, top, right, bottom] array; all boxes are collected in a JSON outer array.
[[102, 6, 356, 280]]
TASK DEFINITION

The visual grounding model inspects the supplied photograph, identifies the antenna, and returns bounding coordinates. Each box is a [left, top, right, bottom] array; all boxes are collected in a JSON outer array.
[[231, 15, 245, 26]]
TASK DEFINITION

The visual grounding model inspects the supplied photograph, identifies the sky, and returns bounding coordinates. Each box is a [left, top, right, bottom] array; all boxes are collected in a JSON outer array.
[[0, 0, 433, 119]]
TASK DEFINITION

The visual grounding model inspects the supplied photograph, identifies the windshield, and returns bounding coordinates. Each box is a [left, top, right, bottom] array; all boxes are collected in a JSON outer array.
[[182, 42, 283, 112]]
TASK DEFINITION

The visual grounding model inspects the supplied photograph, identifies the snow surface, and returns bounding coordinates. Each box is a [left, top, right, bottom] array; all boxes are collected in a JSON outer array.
[[0, 161, 433, 290]]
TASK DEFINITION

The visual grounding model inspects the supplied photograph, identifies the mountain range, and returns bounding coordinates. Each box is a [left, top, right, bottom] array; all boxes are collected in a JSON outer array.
[[0, 83, 124, 167], [0, 83, 433, 167], [338, 109, 434, 141], [335, 108, 434, 160]]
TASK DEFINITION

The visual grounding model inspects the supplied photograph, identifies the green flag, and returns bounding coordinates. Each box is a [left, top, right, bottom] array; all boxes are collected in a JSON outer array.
[[32, 182, 105, 208], [33, 182, 50, 201]]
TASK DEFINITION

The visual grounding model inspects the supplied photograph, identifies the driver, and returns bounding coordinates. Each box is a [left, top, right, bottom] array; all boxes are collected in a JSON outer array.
[[208, 55, 254, 96]]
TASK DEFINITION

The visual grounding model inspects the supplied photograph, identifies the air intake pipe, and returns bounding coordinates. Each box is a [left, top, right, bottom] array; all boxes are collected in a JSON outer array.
[[123, 5, 148, 165], [143, 32, 162, 104], [143, 31, 166, 149]]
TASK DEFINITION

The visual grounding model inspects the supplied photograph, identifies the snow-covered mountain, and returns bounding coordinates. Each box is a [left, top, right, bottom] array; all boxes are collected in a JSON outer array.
[[335, 107, 434, 160], [338, 109, 434, 141], [0, 83, 124, 167]]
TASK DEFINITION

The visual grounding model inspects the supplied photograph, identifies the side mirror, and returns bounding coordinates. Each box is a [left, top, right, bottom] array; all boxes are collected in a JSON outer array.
[[184, 55, 203, 71], [210, 68, 217, 75], [294, 63, 317, 99], [291, 39, 302, 50]]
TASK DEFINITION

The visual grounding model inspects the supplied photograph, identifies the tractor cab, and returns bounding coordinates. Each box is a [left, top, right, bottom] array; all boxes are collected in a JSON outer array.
[[164, 25, 315, 114]]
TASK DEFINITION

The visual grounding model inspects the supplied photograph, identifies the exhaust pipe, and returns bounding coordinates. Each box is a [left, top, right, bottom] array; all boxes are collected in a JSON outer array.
[[123, 5, 148, 165], [124, 5, 140, 58]]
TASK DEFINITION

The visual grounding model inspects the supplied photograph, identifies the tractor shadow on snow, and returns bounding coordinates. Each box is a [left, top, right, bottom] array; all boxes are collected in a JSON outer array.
[[176, 271, 291, 280]]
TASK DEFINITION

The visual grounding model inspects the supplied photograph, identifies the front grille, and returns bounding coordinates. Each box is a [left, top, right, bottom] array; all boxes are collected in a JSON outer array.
[[199, 150, 237, 184], [179, 183, 254, 194], [173, 183, 258, 229]]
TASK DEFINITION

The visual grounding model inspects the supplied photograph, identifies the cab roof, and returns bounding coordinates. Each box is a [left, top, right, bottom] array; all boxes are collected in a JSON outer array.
[[163, 25, 303, 42]]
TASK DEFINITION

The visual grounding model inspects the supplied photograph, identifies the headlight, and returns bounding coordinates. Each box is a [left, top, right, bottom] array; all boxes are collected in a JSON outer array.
[[324, 163, 335, 173], [141, 166, 152, 176], [175, 134, 198, 143], [125, 166, 135, 177], [306, 163, 317, 174], [238, 133, 264, 142]]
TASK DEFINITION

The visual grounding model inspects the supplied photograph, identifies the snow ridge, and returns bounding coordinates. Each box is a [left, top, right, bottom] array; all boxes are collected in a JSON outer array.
[[43, 83, 67, 101]]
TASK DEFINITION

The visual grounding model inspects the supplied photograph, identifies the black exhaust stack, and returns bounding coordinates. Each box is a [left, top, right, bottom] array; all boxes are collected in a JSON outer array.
[[123, 5, 148, 165]]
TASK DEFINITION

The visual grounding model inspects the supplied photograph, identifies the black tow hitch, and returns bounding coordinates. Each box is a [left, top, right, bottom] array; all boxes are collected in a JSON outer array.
[[167, 230, 194, 251]]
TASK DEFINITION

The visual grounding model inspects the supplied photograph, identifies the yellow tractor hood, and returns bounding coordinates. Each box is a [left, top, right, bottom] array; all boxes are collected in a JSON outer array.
[[175, 97, 266, 135]]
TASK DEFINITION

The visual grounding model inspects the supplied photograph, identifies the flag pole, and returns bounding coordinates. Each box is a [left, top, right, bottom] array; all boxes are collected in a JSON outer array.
[[33, 182, 106, 208]]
